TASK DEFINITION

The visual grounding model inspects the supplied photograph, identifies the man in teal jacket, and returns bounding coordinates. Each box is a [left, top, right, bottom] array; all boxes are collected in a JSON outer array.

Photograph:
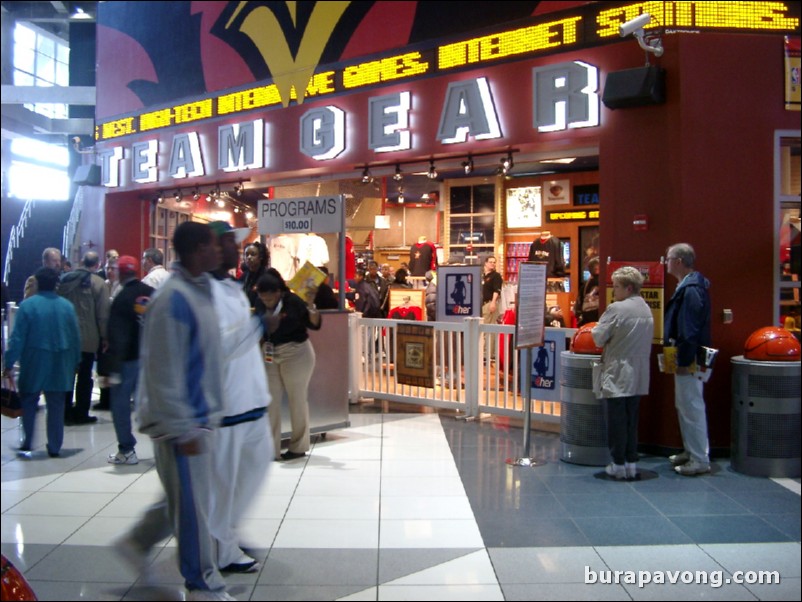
[[4, 267, 81, 457]]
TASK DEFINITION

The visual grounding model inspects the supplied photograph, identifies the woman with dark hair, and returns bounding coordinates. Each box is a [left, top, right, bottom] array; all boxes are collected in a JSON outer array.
[[240, 241, 269, 308], [257, 271, 321, 461]]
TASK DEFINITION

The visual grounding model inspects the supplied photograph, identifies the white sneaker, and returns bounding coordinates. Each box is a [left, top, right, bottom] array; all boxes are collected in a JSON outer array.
[[674, 459, 711, 476], [113, 535, 147, 574], [108, 450, 138, 465], [669, 451, 690, 466], [605, 463, 626, 480], [625, 462, 638, 479], [186, 590, 237, 601]]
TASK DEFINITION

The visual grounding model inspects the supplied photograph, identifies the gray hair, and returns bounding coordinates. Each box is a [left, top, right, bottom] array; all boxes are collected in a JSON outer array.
[[611, 266, 645, 293], [667, 243, 695, 268], [143, 248, 164, 266]]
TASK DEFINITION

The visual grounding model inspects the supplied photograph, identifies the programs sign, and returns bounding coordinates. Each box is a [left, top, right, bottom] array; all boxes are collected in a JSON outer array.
[[258, 196, 344, 235]]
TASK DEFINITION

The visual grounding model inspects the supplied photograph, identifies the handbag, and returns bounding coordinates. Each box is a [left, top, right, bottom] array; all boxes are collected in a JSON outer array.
[[1, 381, 22, 419]]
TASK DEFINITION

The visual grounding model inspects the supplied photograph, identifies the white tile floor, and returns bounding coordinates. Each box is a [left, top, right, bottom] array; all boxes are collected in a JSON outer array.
[[2, 407, 800, 601]]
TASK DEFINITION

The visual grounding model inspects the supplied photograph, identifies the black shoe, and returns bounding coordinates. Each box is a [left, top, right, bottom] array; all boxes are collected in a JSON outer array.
[[280, 450, 306, 461], [72, 416, 98, 425]]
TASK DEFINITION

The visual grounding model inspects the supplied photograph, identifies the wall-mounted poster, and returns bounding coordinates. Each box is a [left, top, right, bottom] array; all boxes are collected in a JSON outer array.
[[437, 265, 482, 322], [543, 179, 570, 206], [506, 186, 542, 229], [579, 225, 600, 274]]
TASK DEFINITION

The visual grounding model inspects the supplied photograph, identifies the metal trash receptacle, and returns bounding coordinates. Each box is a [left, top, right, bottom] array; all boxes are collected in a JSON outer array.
[[560, 351, 607, 465], [731, 355, 801, 478]]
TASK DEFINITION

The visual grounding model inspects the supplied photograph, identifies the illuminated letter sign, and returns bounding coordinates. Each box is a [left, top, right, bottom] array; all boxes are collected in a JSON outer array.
[[368, 91, 411, 152], [533, 61, 599, 132], [131, 140, 158, 183], [218, 119, 264, 172], [437, 77, 502, 144], [98, 146, 124, 187], [168, 132, 204, 179], [299, 106, 345, 160]]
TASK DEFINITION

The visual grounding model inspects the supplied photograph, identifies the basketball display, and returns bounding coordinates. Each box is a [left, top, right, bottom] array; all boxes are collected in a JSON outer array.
[[743, 327, 801, 361], [571, 322, 603, 354]]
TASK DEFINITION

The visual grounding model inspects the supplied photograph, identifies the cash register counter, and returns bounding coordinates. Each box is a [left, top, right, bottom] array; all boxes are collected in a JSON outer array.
[[276, 309, 351, 439]]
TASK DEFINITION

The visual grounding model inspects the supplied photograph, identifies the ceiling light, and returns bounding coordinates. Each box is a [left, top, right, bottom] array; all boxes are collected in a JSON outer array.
[[193, 188, 201, 201], [393, 164, 403, 181], [461, 156, 474, 175], [361, 166, 374, 184], [540, 157, 576, 164], [216, 198, 226, 208], [427, 160, 438, 180], [501, 152, 514, 175], [397, 186, 404, 204], [70, 7, 92, 20], [174, 190, 182, 202], [233, 182, 243, 196]]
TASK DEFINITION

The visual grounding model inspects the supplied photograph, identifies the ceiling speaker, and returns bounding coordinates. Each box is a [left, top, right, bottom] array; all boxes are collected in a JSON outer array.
[[602, 66, 665, 110], [73, 164, 101, 186]]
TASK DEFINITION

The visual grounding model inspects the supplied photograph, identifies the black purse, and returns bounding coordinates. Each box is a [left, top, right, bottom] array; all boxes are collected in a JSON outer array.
[[1, 380, 22, 418]]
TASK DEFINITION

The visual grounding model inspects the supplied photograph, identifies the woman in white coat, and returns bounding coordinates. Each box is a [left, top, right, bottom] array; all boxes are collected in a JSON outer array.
[[591, 266, 654, 480]]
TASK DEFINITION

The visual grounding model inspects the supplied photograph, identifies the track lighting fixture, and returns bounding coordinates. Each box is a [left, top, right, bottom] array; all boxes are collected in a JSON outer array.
[[461, 156, 474, 175], [155, 191, 164, 204], [174, 189, 182, 202], [427, 160, 438, 180], [361, 166, 374, 184], [233, 182, 243, 196], [216, 198, 226, 208], [393, 164, 404, 181], [193, 188, 201, 201], [397, 186, 405, 204], [501, 152, 514, 175]]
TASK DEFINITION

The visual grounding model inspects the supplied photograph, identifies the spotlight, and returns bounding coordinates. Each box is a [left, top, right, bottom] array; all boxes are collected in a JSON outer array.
[[216, 198, 226, 208], [193, 188, 201, 201], [361, 166, 374, 184], [233, 182, 243, 196], [234, 206, 241, 213], [461, 156, 474, 175], [393, 164, 403, 181], [397, 186, 405, 204], [501, 152, 514, 175], [245, 211, 254, 220], [174, 190, 182, 202], [427, 160, 438, 180]]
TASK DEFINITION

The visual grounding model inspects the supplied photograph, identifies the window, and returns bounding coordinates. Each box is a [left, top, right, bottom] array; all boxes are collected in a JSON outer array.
[[775, 131, 801, 330], [447, 183, 497, 259], [13, 22, 69, 120], [8, 138, 71, 201]]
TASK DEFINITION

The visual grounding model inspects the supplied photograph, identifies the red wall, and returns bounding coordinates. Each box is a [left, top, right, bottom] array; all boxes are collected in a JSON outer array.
[[600, 34, 799, 452]]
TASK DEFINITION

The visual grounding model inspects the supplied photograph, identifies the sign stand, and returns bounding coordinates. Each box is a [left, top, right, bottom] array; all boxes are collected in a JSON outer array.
[[506, 261, 548, 468]]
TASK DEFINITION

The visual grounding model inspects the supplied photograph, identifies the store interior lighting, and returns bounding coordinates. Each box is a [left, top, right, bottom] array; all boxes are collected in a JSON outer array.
[[361, 166, 374, 184], [427, 160, 438, 180], [462, 156, 474, 175], [500, 152, 514, 175], [393, 164, 404, 181]]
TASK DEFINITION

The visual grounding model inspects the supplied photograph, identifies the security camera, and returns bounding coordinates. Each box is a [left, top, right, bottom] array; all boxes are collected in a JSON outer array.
[[619, 13, 652, 37]]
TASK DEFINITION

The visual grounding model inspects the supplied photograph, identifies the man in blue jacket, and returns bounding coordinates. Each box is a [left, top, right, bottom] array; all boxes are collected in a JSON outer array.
[[664, 243, 712, 476], [4, 267, 81, 457]]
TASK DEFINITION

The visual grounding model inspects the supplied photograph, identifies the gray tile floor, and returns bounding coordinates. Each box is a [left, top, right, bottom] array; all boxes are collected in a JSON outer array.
[[2, 402, 800, 601]]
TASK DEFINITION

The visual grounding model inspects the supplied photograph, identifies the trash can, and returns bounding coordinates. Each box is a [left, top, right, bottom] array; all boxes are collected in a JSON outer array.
[[731, 355, 801, 478], [560, 351, 608, 465]]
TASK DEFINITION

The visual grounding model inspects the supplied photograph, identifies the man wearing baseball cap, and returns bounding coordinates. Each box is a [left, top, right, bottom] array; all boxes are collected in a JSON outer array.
[[106, 255, 154, 465]]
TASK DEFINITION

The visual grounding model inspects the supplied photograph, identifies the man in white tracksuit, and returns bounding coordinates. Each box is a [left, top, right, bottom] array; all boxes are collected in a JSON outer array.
[[208, 222, 273, 573]]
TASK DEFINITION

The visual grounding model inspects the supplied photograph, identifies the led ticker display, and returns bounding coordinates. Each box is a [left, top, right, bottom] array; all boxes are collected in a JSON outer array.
[[547, 209, 600, 222], [95, 1, 799, 143]]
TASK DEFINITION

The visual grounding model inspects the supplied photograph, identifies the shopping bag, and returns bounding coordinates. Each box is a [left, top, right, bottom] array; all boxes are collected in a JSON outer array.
[[1, 383, 22, 419]]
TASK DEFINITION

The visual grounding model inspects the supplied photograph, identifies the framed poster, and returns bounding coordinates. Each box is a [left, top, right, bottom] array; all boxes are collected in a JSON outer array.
[[543, 180, 570, 206], [505, 186, 542, 229], [437, 265, 482, 322], [396, 323, 435, 387], [388, 289, 425, 321], [579, 225, 600, 274]]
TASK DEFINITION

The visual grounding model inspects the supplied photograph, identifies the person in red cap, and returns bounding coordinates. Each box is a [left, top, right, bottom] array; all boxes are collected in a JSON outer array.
[[106, 255, 154, 465]]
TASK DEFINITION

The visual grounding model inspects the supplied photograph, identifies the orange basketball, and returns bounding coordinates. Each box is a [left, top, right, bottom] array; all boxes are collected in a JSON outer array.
[[1, 555, 38, 601], [571, 322, 603, 354], [743, 326, 801, 361]]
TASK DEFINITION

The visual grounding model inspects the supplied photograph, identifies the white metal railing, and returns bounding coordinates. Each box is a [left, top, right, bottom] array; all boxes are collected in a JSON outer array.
[[2, 200, 35, 286], [350, 314, 565, 424]]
